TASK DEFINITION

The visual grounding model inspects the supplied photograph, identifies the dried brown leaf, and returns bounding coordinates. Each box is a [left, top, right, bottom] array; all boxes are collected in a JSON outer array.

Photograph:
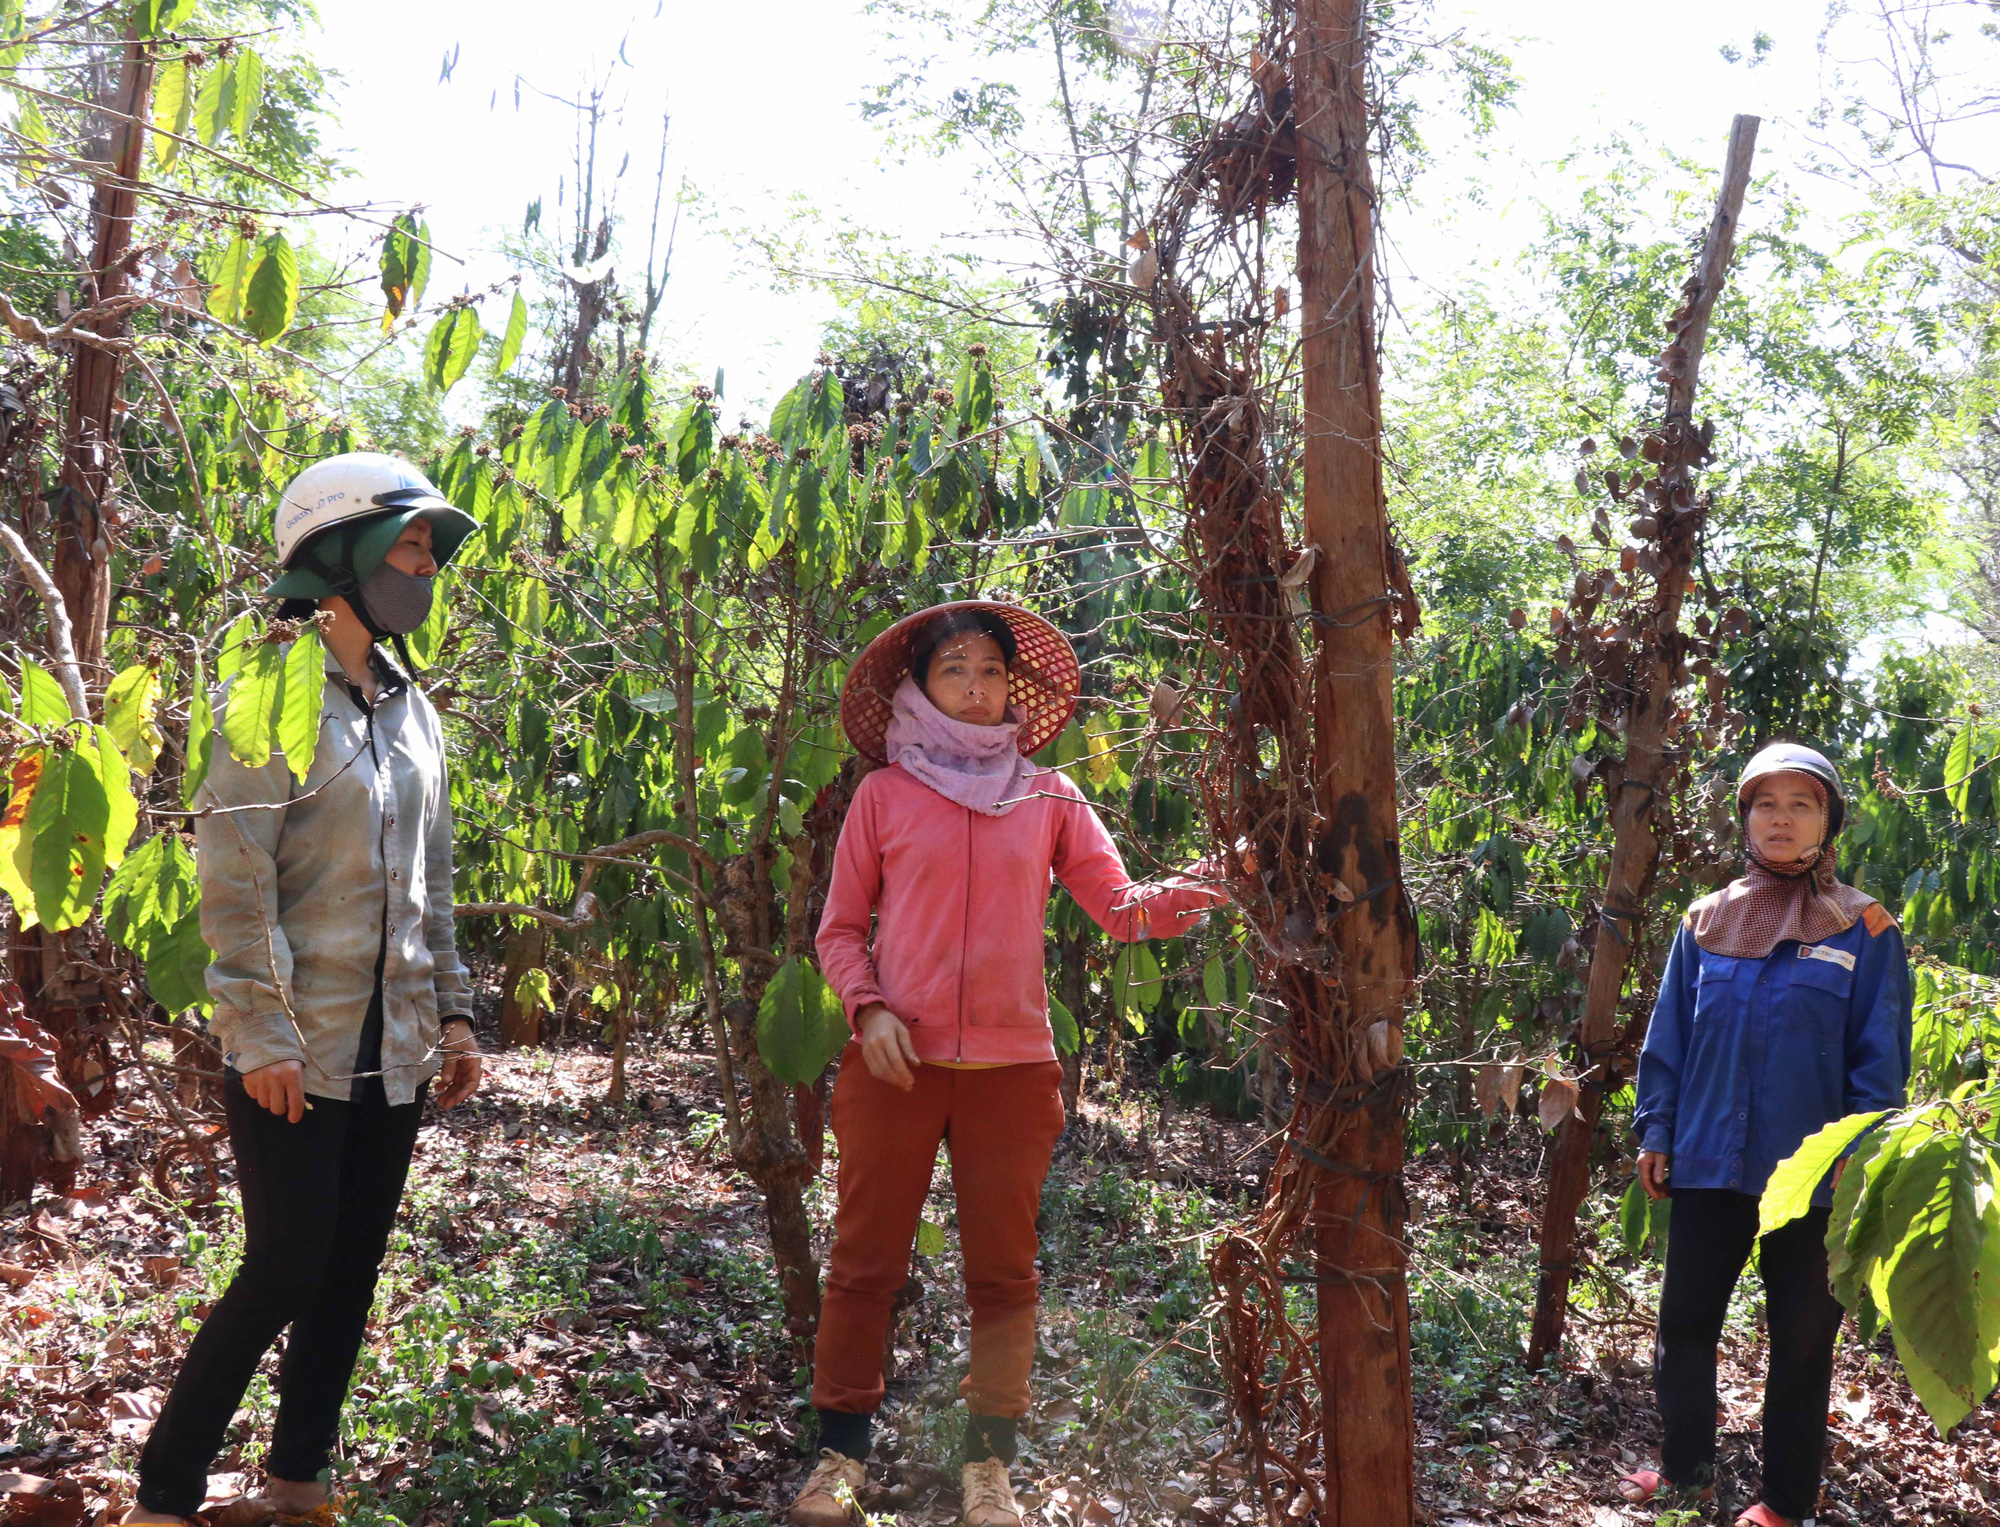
[[1537, 1077, 1580, 1132], [1473, 1063, 1505, 1118]]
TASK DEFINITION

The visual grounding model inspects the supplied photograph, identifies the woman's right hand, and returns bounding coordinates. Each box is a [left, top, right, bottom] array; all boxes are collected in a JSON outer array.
[[1637, 1150, 1671, 1201], [242, 1059, 307, 1123], [858, 1004, 919, 1092]]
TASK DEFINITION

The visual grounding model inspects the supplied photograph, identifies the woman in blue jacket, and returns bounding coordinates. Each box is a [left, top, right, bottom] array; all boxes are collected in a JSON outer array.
[[1619, 744, 1911, 1527]]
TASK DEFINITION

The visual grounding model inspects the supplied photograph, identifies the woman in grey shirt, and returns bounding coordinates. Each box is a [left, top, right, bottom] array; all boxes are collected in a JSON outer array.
[[129, 453, 484, 1525]]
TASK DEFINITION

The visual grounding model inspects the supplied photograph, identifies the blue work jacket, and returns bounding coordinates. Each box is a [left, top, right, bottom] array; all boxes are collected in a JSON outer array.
[[1634, 910, 1912, 1205]]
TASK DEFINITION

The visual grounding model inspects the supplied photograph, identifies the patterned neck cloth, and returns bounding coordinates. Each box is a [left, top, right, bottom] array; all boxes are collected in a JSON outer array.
[[1688, 776, 1879, 958]]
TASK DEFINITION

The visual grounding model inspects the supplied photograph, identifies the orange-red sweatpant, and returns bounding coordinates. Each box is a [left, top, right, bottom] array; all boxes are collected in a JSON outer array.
[[811, 1047, 1066, 1419]]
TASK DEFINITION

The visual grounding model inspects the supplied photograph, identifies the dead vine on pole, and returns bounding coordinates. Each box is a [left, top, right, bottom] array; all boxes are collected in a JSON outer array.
[[1138, 6, 1421, 1509]]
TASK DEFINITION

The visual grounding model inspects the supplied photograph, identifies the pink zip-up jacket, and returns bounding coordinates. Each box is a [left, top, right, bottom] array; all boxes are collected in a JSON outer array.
[[816, 762, 1225, 1065]]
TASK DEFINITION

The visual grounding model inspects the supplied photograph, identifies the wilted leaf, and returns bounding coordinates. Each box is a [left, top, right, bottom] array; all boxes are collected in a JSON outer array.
[[1278, 544, 1319, 590], [1537, 1076, 1579, 1132], [379, 213, 432, 329]]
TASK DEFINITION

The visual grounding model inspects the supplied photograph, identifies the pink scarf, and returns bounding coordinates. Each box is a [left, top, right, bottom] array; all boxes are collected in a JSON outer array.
[[884, 677, 1039, 816]]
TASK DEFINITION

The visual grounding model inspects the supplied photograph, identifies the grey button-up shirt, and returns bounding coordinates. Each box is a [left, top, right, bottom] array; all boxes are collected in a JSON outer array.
[[196, 645, 474, 1105]]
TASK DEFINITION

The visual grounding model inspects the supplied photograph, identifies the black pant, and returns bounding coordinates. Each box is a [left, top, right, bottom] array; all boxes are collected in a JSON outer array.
[[136, 1070, 426, 1516], [1656, 1188, 1843, 1520]]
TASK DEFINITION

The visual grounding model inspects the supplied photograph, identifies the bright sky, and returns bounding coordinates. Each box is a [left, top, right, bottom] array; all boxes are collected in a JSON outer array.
[[311, 0, 1974, 415]]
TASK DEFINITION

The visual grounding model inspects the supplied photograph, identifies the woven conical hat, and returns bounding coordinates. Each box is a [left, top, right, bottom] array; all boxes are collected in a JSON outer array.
[[841, 600, 1080, 764]]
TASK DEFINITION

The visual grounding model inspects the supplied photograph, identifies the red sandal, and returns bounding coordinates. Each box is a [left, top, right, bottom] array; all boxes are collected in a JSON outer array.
[[1616, 1470, 1665, 1504], [1615, 1468, 1717, 1506], [1735, 1507, 1800, 1527]]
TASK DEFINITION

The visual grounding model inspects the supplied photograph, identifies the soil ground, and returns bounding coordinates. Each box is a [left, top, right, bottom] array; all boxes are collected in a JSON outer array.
[[1, 1028, 1994, 1526]]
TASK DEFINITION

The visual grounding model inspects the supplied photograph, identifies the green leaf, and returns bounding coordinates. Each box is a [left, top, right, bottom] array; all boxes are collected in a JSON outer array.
[[182, 652, 213, 808], [17, 658, 72, 727], [229, 48, 264, 141], [503, 574, 548, 646], [205, 235, 253, 326], [915, 1218, 947, 1258], [104, 662, 164, 775], [380, 213, 432, 329], [276, 630, 325, 783], [1760, 1111, 1886, 1236], [406, 568, 451, 670], [754, 957, 849, 1085], [1202, 954, 1228, 1012], [1946, 724, 1977, 820], [495, 289, 528, 374], [718, 726, 766, 807], [1830, 1126, 1905, 1311], [241, 232, 298, 344], [1049, 993, 1080, 1055], [189, 53, 235, 145], [151, 57, 191, 166], [424, 306, 482, 393], [145, 908, 213, 1016], [514, 967, 553, 1013], [1133, 942, 1164, 1009], [1618, 1176, 1650, 1257], [220, 637, 283, 769], [24, 741, 112, 930], [1875, 1128, 2000, 1425], [808, 369, 844, 443], [94, 725, 137, 871], [960, 358, 994, 433], [216, 613, 259, 683], [104, 831, 201, 951]]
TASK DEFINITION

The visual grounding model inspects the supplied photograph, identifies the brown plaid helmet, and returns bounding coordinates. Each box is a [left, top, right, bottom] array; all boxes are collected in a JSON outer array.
[[840, 600, 1080, 764]]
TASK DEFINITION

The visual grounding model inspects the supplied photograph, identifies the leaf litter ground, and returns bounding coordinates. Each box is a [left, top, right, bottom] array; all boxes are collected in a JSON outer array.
[[0, 1035, 1993, 1526]]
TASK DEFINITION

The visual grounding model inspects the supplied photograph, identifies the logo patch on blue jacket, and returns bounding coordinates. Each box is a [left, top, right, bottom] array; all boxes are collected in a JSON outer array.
[[1799, 943, 1856, 971]]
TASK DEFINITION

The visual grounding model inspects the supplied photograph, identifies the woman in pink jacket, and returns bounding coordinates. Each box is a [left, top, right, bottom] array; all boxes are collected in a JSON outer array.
[[791, 602, 1226, 1527]]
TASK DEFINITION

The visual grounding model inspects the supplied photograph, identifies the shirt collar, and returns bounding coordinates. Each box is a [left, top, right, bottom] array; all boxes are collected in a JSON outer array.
[[322, 645, 410, 707]]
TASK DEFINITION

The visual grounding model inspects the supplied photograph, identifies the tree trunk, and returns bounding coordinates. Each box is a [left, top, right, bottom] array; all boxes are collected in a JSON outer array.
[[1525, 115, 1760, 1371], [609, 992, 631, 1106], [499, 923, 547, 1048], [6, 29, 156, 1202], [1296, 3, 1420, 1518], [56, 27, 155, 677]]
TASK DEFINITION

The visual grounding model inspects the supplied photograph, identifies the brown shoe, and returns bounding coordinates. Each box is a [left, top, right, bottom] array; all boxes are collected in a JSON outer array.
[[789, 1449, 865, 1527], [960, 1459, 1022, 1527]]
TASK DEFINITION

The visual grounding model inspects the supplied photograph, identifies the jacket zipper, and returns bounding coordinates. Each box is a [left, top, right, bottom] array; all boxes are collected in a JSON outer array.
[[956, 808, 972, 1062], [364, 692, 389, 1089]]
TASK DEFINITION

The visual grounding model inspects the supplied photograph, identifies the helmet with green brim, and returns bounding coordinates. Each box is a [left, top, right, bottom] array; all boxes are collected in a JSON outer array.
[[264, 451, 479, 604]]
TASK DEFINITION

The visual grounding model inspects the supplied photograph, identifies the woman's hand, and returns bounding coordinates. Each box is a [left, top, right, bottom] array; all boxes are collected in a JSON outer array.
[[858, 1004, 919, 1092], [242, 1059, 307, 1123], [1638, 1150, 1671, 1201], [436, 1018, 483, 1108]]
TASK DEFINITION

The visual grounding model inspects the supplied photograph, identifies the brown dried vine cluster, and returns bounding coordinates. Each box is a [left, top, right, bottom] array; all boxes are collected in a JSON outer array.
[[1139, 17, 1381, 1511]]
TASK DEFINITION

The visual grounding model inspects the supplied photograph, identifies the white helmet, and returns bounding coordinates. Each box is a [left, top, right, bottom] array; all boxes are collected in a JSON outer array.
[[266, 452, 478, 603], [272, 452, 454, 566]]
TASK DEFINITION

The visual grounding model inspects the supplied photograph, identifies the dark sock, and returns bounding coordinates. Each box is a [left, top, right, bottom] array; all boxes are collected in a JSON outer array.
[[964, 1414, 1018, 1466], [815, 1407, 872, 1462]]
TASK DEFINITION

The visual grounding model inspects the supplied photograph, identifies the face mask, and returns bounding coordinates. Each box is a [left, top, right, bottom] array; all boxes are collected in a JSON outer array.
[[358, 563, 434, 635]]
